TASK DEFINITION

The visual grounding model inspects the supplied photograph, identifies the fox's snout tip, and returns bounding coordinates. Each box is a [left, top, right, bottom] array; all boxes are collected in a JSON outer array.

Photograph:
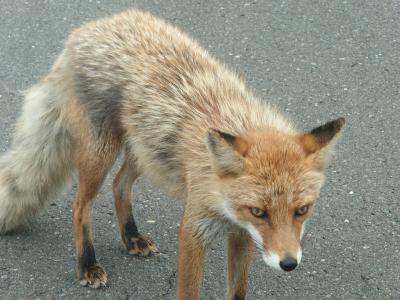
[[279, 257, 298, 272]]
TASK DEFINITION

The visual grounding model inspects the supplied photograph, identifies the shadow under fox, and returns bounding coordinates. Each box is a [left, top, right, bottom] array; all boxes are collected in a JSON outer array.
[[0, 9, 344, 299]]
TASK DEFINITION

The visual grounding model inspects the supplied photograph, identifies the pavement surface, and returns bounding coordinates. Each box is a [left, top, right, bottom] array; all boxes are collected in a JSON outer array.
[[0, 1, 399, 299]]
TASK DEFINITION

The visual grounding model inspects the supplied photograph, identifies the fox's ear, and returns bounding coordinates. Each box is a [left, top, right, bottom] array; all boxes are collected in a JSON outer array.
[[207, 129, 248, 177], [300, 118, 345, 168], [301, 117, 345, 153]]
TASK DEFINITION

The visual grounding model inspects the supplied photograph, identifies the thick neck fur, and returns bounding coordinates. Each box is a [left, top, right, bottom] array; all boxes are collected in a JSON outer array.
[[180, 70, 297, 223]]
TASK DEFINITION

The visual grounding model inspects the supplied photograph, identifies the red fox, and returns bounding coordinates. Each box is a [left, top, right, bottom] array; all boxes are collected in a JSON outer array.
[[0, 9, 344, 299]]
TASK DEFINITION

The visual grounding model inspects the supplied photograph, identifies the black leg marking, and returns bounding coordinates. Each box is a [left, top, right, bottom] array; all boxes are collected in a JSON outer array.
[[77, 225, 107, 288], [124, 212, 140, 248], [78, 225, 97, 275], [123, 212, 158, 256]]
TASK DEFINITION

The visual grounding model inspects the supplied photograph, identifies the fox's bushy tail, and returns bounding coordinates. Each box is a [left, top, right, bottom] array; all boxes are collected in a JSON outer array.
[[0, 54, 75, 233]]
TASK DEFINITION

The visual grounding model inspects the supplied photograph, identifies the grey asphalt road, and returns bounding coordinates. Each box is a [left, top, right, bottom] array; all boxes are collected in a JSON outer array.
[[0, 0, 399, 299]]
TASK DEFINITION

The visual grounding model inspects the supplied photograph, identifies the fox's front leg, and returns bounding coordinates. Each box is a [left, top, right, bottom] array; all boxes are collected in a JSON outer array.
[[225, 231, 254, 300], [176, 212, 206, 300]]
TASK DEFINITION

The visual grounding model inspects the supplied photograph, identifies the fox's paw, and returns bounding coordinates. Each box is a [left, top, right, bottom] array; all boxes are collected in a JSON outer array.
[[79, 264, 107, 289], [126, 235, 159, 257]]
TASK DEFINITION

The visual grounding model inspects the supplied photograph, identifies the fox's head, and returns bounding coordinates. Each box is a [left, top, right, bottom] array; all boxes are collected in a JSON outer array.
[[207, 118, 345, 272]]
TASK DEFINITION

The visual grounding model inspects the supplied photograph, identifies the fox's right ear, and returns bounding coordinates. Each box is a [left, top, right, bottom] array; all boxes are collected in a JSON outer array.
[[206, 129, 248, 178]]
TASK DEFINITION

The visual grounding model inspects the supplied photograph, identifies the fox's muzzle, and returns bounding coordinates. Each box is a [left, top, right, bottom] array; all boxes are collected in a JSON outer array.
[[263, 248, 302, 272]]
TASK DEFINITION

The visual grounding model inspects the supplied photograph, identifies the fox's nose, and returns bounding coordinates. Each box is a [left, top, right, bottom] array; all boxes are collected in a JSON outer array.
[[279, 257, 298, 272]]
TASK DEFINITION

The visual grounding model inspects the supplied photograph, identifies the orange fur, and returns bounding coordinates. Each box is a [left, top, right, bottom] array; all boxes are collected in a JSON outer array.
[[0, 9, 345, 298]]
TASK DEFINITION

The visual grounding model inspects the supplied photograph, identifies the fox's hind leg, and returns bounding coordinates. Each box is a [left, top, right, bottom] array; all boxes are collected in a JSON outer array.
[[73, 138, 121, 288], [113, 153, 158, 256]]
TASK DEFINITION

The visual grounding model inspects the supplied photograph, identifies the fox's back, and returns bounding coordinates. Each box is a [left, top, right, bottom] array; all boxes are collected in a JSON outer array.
[[65, 10, 211, 132], [64, 9, 293, 197]]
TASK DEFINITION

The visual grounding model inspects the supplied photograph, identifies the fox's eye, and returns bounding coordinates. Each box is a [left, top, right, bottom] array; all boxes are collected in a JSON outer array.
[[295, 205, 309, 216], [250, 207, 267, 218]]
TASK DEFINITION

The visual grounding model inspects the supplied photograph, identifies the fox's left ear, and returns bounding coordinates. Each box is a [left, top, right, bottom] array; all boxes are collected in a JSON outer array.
[[299, 117, 345, 168]]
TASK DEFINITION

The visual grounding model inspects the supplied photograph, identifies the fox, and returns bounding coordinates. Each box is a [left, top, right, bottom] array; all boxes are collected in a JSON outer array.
[[0, 9, 345, 299]]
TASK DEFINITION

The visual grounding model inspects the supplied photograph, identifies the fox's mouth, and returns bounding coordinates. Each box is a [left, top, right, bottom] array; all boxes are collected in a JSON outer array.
[[262, 252, 282, 271]]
